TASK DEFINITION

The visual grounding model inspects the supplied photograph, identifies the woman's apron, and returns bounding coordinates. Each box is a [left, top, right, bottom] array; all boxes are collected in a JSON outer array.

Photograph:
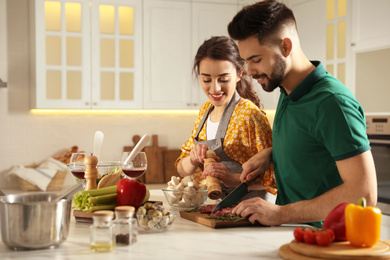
[[194, 91, 268, 202]]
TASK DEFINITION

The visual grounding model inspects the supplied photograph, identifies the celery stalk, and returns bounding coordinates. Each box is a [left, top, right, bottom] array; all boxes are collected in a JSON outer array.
[[87, 204, 116, 213], [72, 185, 118, 212], [79, 185, 117, 197], [88, 193, 117, 204]]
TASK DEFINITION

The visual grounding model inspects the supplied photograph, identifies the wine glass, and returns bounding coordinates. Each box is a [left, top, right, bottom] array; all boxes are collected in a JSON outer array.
[[68, 152, 87, 185], [121, 152, 147, 180]]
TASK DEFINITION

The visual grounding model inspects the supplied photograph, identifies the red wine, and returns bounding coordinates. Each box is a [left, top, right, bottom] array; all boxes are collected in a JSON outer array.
[[122, 168, 146, 178], [71, 170, 85, 180]]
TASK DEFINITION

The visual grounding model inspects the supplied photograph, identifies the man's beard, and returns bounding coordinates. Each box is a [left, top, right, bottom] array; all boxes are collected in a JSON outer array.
[[256, 54, 286, 93]]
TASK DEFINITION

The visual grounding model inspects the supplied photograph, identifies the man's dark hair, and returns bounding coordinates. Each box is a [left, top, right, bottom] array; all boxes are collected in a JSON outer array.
[[228, 0, 297, 45]]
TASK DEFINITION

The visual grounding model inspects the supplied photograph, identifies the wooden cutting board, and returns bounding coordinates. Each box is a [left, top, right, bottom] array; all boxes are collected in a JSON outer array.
[[143, 135, 167, 183], [179, 210, 264, 229], [163, 149, 181, 182], [279, 240, 390, 260]]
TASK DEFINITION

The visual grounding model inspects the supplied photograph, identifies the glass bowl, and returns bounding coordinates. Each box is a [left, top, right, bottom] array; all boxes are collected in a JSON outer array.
[[67, 161, 122, 184], [97, 161, 122, 177], [136, 203, 175, 232], [162, 188, 208, 210]]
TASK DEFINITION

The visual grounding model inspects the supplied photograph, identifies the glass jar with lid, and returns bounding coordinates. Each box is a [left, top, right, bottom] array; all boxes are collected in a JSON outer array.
[[113, 206, 138, 246], [90, 210, 115, 252]]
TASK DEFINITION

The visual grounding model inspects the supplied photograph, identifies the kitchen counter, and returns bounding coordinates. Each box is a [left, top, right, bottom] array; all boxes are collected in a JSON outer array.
[[1, 189, 390, 260]]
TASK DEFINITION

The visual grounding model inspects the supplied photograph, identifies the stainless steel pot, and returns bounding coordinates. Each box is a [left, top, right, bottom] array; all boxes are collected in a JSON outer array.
[[0, 192, 72, 250]]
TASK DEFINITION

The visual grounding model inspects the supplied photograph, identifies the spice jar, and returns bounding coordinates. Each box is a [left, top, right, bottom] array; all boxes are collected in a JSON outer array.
[[113, 206, 138, 246], [90, 210, 115, 252]]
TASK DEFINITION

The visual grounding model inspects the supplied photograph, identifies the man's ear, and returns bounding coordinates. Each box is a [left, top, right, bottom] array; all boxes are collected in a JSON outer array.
[[280, 38, 292, 57]]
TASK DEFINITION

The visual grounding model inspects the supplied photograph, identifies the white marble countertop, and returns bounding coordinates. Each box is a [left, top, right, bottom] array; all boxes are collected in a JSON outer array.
[[1, 189, 389, 260]]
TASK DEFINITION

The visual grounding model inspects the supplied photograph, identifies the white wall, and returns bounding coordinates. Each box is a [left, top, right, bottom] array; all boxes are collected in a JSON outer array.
[[355, 48, 390, 113]]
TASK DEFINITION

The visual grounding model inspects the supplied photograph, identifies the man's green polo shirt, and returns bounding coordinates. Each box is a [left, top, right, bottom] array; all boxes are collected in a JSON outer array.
[[272, 61, 370, 227]]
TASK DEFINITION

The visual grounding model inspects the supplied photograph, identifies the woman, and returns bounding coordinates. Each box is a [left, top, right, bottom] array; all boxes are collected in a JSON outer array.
[[175, 36, 276, 201]]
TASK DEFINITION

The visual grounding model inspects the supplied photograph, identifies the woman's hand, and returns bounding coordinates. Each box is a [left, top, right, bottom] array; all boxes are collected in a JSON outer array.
[[189, 144, 220, 166], [203, 163, 240, 187], [189, 144, 209, 166]]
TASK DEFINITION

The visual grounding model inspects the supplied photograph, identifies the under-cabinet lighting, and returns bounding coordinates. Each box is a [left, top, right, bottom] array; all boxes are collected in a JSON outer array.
[[30, 109, 276, 116], [30, 109, 199, 115]]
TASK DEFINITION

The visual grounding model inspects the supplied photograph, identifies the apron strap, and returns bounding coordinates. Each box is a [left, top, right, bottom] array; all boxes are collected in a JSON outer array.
[[194, 107, 212, 141], [215, 90, 240, 139]]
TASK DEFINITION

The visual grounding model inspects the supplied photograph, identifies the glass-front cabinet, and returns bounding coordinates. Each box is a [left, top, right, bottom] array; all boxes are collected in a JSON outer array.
[[31, 0, 142, 109]]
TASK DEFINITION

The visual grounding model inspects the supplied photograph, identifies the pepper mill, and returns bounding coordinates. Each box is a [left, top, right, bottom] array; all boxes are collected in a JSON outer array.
[[84, 155, 98, 190], [204, 150, 222, 200]]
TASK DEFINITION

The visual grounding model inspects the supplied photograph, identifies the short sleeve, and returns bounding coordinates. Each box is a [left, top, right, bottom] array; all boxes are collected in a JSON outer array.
[[314, 94, 370, 161]]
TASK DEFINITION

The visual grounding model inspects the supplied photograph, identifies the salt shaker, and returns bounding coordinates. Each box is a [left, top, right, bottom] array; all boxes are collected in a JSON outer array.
[[90, 210, 115, 252], [113, 206, 138, 246]]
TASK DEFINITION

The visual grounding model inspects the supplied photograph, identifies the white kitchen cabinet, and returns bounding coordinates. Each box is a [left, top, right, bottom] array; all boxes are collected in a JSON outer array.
[[31, 0, 142, 109], [351, 0, 390, 53], [143, 0, 193, 109], [143, 0, 239, 109], [91, 0, 143, 109]]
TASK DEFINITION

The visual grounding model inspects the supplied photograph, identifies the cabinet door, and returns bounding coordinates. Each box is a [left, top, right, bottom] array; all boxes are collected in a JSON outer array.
[[91, 0, 143, 109], [143, 0, 193, 109], [191, 2, 238, 108], [34, 0, 91, 109], [351, 0, 390, 52]]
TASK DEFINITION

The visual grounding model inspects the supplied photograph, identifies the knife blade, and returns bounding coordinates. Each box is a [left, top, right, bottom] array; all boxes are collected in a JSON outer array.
[[212, 180, 249, 213]]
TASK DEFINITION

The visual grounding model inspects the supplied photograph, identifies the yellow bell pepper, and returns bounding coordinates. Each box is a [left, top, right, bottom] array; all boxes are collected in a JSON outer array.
[[345, 197, 382, 247]]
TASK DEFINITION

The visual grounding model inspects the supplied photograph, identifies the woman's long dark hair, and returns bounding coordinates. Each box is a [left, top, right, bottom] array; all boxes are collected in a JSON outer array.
[[193, 36, 261, 108]]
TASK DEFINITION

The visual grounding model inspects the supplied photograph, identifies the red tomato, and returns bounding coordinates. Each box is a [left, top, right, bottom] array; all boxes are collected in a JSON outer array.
[[315, 229, 335, 246], [116, 179, 146, 208], [303, 229, 317, 244], [293, 227, 305, 242], [326, 229, 335, 241]]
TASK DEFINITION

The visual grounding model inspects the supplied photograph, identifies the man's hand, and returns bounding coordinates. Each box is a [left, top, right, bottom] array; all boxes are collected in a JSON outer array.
[[241, 147, 272, 182], [232, 197, 283, 226]]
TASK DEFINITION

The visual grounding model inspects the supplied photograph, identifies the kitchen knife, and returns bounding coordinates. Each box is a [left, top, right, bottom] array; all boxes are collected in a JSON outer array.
[[212, 180, 250, 213]]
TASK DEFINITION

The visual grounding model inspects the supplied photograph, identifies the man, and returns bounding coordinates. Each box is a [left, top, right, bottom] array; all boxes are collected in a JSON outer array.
[[228, 0, 377, 227]]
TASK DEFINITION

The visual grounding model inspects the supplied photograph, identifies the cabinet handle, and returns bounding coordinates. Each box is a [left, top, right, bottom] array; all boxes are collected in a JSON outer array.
[[93, 102, 97, 106], [85, 102, 89, 106], [193, 103, 197, 107], [187, 103, 191, 106]]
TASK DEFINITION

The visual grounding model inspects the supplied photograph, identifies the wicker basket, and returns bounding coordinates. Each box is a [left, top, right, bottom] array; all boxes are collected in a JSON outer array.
[[18, 166, 68, 191]]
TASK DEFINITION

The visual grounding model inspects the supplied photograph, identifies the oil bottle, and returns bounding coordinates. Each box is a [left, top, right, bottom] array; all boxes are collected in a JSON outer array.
[[90, 210, 115, 252]]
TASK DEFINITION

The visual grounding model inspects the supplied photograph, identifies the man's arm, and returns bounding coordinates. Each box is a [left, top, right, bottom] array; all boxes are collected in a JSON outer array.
[[233, 150, 377, 226]]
